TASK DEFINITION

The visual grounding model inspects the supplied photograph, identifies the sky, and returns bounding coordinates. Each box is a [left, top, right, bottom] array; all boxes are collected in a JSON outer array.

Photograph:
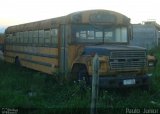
[[0, 0, 160, 27]]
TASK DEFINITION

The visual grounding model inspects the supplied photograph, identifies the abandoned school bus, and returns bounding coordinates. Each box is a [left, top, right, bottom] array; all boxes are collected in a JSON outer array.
[[4, 10, 152, 88]]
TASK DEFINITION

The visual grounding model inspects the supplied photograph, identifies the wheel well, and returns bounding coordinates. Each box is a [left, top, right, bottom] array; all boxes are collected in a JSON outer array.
[[71, 63, 88, 73], [71, 63, 89, 82]]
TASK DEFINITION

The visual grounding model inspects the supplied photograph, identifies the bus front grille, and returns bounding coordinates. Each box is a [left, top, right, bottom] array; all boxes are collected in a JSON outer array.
[[110, 50, 147, 70]]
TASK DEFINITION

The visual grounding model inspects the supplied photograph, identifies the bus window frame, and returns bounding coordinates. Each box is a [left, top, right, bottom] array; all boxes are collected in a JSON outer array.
[[71, 24, 129, 44]]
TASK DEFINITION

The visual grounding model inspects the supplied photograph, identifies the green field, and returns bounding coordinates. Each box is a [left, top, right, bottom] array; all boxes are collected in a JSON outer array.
[[0, 47, 160, 113]]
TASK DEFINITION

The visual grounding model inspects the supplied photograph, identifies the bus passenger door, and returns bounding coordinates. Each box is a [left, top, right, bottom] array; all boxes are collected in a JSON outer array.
[[59, 24, 68, 76]]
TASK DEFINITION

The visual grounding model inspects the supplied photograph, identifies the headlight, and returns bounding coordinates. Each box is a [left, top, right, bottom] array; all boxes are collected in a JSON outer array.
[[148, 62, 154, 67]]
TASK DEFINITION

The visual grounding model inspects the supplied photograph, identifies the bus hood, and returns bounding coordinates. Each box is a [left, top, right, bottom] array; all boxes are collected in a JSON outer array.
[[83, 45, 146, 56]]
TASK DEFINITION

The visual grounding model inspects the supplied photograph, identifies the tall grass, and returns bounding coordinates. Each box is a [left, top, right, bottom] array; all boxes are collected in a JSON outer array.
[[0, 61, 91, 111]]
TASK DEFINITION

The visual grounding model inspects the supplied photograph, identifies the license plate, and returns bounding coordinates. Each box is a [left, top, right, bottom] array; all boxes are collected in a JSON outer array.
[[123, 79, 135, 85]]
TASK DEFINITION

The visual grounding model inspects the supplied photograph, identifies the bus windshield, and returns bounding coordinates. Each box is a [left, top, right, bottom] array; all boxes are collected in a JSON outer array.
[[72, 25, 128, 44]]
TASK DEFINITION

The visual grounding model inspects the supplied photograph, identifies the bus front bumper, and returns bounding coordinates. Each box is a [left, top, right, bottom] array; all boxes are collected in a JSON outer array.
[[89, 75, 150, 88]]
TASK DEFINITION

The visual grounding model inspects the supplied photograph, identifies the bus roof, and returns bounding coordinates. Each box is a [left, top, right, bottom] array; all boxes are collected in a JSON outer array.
[[5, 9, 130, 33]]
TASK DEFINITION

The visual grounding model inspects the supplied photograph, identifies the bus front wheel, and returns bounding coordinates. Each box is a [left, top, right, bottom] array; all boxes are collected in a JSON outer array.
[[71, 64, 89, 84]]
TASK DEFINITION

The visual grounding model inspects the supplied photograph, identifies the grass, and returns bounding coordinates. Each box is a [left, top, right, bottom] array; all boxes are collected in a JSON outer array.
[[0, 47, 160, 113], [0, 61, 91, 113]]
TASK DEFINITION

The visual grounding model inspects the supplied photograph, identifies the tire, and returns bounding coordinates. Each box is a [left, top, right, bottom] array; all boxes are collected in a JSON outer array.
[[71, 64, 89, 84], [78, 68, 88, 83], [15, 56, 21, 66]]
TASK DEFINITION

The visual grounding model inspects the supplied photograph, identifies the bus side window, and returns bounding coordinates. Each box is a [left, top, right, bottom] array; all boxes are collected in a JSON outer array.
[[13, 32, 16, 44], [44, 29, 51, 46], [6, 34, 9, 43], [9, 34, 13, 44], [22, 32, 25, 44], [16, 32, 20, 44], [28, 31, 33, 45], [39, 30, 44, 46], [51, 29, 58, 47], [20, 32, 23, 44], [8, 34, 11, 44], [24, 31, 28, 44], [33, 31, 38, 45]]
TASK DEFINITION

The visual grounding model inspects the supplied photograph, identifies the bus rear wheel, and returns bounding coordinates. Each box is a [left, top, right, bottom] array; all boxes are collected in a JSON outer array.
[[15, 56, 21, 66]]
